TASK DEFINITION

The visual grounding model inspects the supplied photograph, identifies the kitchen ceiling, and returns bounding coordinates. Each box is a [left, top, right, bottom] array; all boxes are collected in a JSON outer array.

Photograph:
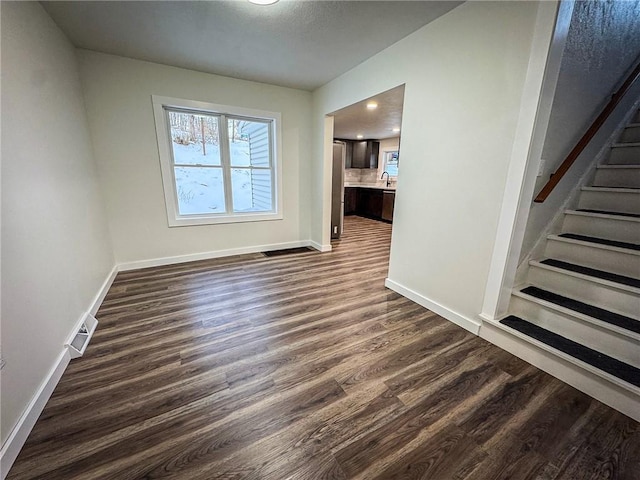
[[40, 1, 462, 91], [332, 85, 405, 141]]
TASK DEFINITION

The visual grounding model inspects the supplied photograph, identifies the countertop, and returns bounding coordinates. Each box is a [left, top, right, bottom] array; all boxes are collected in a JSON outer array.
[[344, 183, 396, 191]]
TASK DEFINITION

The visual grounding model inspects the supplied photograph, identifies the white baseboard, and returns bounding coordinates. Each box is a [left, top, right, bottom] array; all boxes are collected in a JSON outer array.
[[0, 349, 70, 479], [89, 265, 118, 316], [384, 278, 481, 335], [308, 240, 332, 252], [117, 240, 316, 271], [0, 264, 118, 479], [479, 319, 640, 422]]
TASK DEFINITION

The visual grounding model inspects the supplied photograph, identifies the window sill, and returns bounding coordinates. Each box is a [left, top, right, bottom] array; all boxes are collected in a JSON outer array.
[[168, 211, 283, 227]]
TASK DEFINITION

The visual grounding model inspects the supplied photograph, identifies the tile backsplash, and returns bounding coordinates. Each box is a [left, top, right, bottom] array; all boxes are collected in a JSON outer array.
[[360, 169, 379, 183], [345, 169, 364, 182], [345, 168, 396, 186]]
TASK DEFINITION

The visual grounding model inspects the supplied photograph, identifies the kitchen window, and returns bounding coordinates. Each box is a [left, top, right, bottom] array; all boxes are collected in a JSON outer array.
[[383, 151, 399, 177], [152, 96, 282, 226]]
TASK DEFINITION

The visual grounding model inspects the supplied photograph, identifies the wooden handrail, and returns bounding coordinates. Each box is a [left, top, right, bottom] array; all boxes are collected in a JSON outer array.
[[534, 60, 640, 203]]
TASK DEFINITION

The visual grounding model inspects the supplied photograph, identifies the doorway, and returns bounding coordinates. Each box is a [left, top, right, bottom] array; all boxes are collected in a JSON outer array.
[[327, 85, 405, 241]]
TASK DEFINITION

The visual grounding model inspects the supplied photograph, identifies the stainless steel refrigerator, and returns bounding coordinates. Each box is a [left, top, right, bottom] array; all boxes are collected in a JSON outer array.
[[331, 142, 345, 239]]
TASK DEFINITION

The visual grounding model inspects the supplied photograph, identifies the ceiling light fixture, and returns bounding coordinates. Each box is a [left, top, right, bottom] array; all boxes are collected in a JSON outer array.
[[356, 134, 364, 139], [366, 102, 378, 110], [392, 127, 401, 133], [248, 0, 279, 5]]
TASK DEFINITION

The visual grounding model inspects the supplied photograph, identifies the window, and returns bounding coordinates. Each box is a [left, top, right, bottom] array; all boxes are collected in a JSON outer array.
[[152, 96, 282, 226], [383, 151, 399, 177]]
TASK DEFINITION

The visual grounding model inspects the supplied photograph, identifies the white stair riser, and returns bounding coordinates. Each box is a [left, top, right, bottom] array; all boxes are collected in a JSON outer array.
[[608, 146, 640, 165], [480, 321, 640, 420], [594, 168, 640, 188], [563, 214, 640, 244], [578, 190, 640, 215], [527, 265, 639, 318], [545, 239, 640, 278], [510, 295, 640, 367], [621, 126, 640, 143]]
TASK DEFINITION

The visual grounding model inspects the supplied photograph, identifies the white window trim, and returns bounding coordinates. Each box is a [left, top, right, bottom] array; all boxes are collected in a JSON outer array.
[[382, 150, 399, 177], [152, 95, 283, 227]]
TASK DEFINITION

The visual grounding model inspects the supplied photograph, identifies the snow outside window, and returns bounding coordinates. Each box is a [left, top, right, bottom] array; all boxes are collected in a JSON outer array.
[[152, 96, 282, 227]]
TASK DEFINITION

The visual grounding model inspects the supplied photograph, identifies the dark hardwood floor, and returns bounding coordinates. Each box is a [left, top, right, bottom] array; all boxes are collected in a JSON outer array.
[[8, 216, 640, 479]]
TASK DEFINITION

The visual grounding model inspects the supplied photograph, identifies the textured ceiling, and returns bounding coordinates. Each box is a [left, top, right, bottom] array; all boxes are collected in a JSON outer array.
[[40, 0, 462, 91], [332, 85, 405, 140]]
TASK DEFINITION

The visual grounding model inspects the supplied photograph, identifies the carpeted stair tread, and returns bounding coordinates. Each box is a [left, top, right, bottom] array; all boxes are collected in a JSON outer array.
[[558, 233, 640, 251], [521, 286, 640, 334], [540, 259, 640, 289], [500, 315, 640, 387]]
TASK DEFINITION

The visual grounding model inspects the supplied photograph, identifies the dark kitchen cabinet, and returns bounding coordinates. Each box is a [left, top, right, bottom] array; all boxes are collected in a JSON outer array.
[[337, 139, 379, 169], [367, 141, 380, 169], [344, 187, 357, 215], [382, 191, 395, 221], [351, 141, 367, 168], [351, 140, 379, 169], [358, 188, 383, 218], [343, 187, 395, 222], [343, 141, 354, 169]]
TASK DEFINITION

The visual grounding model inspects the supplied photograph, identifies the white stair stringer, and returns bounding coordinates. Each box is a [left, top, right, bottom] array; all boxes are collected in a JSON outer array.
[[479, 318, 640, 422], [562, 210, 640, 244], [593, 164, 640, 188], [578, 187, 640, 215], [527, 260, 640, 319], [510, 290, 640, 367], [544, 234, 640, 278], [496, 106, 640, 420]]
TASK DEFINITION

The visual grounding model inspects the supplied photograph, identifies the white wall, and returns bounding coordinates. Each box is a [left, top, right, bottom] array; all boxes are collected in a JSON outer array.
[[77, 52, 313, 265], [312, 1, 551, 328], [521, 0, 640, 259], [1, 2, 114, 446]]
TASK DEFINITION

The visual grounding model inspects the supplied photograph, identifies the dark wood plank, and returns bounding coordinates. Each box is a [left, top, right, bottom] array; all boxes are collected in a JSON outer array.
[[7, 216, 639, 480], [334, 363, 505, 478], [369, 425, 481, 480], [547, 403, 640, 480]]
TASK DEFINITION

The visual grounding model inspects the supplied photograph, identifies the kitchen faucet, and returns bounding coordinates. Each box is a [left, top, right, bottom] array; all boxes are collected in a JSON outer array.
[[381, 171, 391, 187]]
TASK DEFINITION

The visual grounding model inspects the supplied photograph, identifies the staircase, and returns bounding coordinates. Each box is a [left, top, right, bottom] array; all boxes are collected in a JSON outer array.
[[500, 108, 640, 417]]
